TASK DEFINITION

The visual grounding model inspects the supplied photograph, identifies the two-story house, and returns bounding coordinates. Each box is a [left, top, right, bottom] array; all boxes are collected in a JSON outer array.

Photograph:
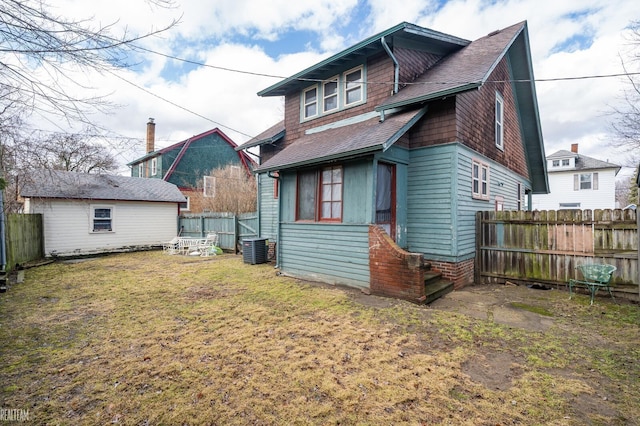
[[237, 21, 548, 303], [532, 144, 620, 211], [129, 119, 255, 213]]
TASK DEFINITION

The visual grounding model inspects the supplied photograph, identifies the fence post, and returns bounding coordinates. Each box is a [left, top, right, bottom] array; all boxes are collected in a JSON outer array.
[[234, 214, 239, 255]]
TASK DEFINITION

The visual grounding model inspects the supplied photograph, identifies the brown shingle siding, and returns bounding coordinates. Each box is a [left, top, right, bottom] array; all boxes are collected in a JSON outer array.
[[456, 58, 529, 178]]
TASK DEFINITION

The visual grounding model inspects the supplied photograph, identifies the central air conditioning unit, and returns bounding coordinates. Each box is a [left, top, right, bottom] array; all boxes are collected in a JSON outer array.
[[242, 238, 268, 264]]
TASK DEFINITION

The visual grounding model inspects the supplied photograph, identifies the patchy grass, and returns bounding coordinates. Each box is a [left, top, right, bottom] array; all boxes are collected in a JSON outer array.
[[510, 302, 554, 317], [0, 251, 638, 425]]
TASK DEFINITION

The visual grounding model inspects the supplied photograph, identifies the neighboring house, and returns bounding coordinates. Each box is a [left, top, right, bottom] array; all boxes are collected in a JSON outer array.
[[20, 170, 186, 257], [128, 119, 254, 213], [236, 21, 548, 302], [532, 144, 620, 211]]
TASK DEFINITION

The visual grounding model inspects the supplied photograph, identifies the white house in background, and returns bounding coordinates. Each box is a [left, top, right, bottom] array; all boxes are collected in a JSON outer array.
[[21, 170, 185, 257], [532, 144, 620, 211]]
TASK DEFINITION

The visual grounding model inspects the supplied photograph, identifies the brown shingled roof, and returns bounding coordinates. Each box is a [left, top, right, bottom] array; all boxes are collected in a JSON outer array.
[[377, 21, 526, 110], [255, 108, 426, 172]]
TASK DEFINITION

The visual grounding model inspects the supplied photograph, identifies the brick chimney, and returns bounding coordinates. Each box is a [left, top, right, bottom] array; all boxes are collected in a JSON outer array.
[[571, 143, 578, 153], [146, 118, 156, 154]]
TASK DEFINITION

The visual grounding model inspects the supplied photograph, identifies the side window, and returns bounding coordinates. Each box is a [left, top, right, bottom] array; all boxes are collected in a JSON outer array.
[[472, 160, 490, 200], [138, 163, 144, 178], [179, 197, 190, 212], [495, 91, 504, 150], [320, 166, 342, 221], [91, 206, 113, 232], [151, 158, 157, 176]]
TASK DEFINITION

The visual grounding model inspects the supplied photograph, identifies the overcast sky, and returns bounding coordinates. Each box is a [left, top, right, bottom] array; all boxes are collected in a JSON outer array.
[[31, 0, 639, 177]]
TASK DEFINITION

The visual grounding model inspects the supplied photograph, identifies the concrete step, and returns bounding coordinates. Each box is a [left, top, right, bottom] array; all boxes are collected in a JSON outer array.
[[424, 278, 454, 304]]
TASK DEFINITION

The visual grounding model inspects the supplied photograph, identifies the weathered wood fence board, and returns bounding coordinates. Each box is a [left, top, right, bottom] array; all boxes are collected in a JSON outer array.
[[178, 212, 258, 252], [6, 213, 44, 271], [476, 209, 639, 302]]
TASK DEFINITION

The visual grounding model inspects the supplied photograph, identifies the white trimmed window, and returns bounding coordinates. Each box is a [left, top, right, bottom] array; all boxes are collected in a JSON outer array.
[[303, 86, 318, 119], [344, 67, 363, 106], [204, 176, 216, 198], [91, 205, 114, 232], [562, 159, 570, 166], [574, 173, 598, 191], [151, 158, 157, 176], [517, 182, 523, 210], [472, 160, 490, 200], [179, 197, 190, 212], [323, 77, 339, 113], [138, 163, 144, 178], [552, 160, 560, 167], [495, 91, 504, 150]]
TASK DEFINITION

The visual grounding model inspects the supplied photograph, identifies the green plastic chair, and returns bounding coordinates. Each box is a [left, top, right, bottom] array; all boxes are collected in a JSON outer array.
[[569, 264, 617, 305]]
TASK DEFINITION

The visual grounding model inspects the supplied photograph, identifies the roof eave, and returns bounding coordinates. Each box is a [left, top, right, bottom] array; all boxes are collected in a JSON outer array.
[[235, 129, 285, 151], [255, 146, 382, 173], [375, 83, 481, 112]]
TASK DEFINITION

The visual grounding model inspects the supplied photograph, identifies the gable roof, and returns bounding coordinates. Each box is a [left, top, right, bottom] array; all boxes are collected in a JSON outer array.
[[127, 128, 255, 179], [255, 108, 427, 172], [21, 170, 186, 203], [258, 22, 469, 97], [547, 150, 621, 174]]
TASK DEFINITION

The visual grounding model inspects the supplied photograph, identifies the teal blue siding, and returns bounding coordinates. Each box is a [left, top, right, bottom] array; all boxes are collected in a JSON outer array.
[[342, 160, 372, 223], [167, 135, 240, 188], [258, 173, 278, 240], [406, 144, 456, 257], [406, 143, 532, 262], [280, 223, 370, 288], [377, 146, 410, 247]]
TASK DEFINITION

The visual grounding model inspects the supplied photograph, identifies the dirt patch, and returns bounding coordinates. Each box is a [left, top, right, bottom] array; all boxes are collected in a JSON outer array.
[[462, 351, 525, 391], [429, 283, 558, 331]]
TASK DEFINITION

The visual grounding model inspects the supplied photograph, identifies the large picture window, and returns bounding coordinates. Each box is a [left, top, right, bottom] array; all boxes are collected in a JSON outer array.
[[297, 166, 343, 221]]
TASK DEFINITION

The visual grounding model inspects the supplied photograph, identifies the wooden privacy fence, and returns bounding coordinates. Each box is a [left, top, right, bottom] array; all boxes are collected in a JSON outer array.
[[178, 212, 258, 252], [476, 209, 639, 302], [5, 213, 44, 271]]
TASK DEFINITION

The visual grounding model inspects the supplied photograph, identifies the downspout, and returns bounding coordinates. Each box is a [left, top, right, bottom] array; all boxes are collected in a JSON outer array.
[[381, 36, 399, 95], [267, 170, 281, 268]]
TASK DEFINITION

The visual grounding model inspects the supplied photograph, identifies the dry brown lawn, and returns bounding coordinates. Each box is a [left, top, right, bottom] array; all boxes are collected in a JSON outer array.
[[0, 251, 638, 425]]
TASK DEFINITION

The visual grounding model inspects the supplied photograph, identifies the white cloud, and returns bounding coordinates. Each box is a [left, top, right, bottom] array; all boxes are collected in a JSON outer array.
[[21, 0, 640, 176]]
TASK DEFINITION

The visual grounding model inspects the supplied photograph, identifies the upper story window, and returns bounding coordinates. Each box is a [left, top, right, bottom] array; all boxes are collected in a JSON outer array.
[[552, 160, 560, 167], [323, 77, 338, 113], [562, 159, 570, 166], [344, 67, 363, 106], [179, 197, 190, 212], [301, 66, 365, 121], [204, 176, 216, 197], [495, 91, 504, 151], [303, 87, 318, 119], [574, 173, 598, 191], [472, 159, 490, 200], [151, 158, 157, 176], [138, 163, 144, 178], [91, 205, 114, 232]]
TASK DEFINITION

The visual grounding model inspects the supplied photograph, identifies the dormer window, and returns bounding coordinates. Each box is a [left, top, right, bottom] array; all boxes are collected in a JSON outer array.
[[301, 66, 366, 121], [344, 67, 363, 106], [562, 159, 570, 166], [303, 87, 318, 119], [552, 160, 560, 167], [323, 77, 338, 112]]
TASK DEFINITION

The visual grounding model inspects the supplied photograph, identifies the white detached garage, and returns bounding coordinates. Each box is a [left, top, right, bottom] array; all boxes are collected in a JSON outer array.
[[21, 170, 186, 257]]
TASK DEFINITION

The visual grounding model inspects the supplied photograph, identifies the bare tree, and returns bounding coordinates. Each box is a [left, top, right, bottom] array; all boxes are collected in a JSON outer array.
[[195, 165, 257, 214], [610, 20, 640, 162], [0, 0, 178, 126]]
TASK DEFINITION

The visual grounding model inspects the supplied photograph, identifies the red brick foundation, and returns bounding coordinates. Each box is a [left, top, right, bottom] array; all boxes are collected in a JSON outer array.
[[369, 226, 428, 303], [427, 258, 475, 289]]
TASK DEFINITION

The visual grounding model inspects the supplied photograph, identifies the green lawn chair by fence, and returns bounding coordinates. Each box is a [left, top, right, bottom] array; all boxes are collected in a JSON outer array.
[[569, 264, 617, 305]]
